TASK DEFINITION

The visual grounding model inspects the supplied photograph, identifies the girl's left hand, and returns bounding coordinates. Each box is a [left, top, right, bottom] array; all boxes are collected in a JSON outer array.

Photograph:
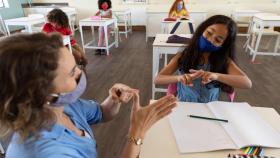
[[190, 69, 219, 85], [110, 83, 138, 103]]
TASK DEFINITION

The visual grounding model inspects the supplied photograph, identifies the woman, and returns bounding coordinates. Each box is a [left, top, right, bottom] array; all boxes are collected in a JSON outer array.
[[0, 33, 177, 158], [154, 15, 252, 103]]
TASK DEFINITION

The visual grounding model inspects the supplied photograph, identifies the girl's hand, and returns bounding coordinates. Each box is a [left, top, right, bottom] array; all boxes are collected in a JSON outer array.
[[110, 83, 138, 103], [128, 93, 177, 139], [180, 69, 204, 86], [189, 69, 219, 85]]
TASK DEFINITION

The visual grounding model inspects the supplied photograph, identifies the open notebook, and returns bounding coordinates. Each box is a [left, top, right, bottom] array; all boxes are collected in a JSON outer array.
[[168, 101, 280, 153]]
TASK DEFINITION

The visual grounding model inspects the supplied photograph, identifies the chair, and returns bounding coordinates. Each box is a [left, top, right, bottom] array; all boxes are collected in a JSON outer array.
[[169, 20, 194, 34]]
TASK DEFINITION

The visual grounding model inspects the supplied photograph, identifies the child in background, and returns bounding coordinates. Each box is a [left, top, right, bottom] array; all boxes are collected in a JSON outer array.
[[154, 15, 252, 103], [95, 0, 113, 55], [168, 0, 189, 19], [42, 8, 87, 67]]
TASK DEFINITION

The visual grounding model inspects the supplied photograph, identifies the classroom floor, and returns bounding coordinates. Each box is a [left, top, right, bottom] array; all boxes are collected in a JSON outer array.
[[1, 30, 280, 158], [75, 30, 280, 158]]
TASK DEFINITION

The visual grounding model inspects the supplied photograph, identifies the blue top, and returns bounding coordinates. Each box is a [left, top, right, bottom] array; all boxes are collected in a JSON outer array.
[[177, 64, 220, 103], [6, 99, 103, 158]]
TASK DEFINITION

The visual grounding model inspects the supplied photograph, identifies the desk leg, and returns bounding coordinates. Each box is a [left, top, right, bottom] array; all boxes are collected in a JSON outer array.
[[104, 25, 109, 55], [115, 21, 119, 48], [5, 25, 10, 36], [252, 26, 264, 62], [125, 15, 128, 39], [0, 142, 4, 154], [79, 25, 85, 53], [68, 41, 73, 54], [129, 13, 132, 33], [152, 47, 160, 99], [273, 35, 280, 54], [91, 26, 95, 42], [27, 25, 32, 33]]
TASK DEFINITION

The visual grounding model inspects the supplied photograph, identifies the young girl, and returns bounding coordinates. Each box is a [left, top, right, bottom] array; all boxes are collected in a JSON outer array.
[[168, 0, 189, 19], [95, 0, 113, 55], [154, 15, 252, 103], [42, 8, 87, 67]]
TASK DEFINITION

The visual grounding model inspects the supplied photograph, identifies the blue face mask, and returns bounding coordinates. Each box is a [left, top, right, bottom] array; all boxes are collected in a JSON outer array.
[[198, 35, 222, 53], [51, 71, 87, 106], [177, 4, 183, 11]]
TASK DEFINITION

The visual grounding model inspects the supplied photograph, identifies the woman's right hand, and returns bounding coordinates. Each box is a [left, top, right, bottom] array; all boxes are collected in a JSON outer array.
[[128, 93, 177, 139]]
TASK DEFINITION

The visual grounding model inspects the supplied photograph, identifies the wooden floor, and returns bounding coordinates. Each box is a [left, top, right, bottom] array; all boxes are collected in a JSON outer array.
[[1, 31, 280, 158]]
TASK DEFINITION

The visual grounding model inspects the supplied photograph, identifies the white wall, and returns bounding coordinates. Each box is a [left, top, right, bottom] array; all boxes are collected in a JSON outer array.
[[32, 0, 280, 25]]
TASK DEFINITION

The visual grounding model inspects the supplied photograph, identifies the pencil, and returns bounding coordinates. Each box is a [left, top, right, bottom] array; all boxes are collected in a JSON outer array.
[[188, 115, 228, 123]]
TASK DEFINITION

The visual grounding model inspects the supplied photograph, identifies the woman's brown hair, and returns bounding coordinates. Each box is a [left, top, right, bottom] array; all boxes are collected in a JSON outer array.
[[0, 33, 64, 141]]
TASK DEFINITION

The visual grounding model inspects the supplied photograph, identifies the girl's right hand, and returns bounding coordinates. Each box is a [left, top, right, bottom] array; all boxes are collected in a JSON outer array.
[[177, 69, 204, 86], [128, 93, 177, 139]]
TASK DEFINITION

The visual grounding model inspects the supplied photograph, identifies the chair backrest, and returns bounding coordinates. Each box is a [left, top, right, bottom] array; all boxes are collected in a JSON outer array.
[[169, 20, 195, 34]]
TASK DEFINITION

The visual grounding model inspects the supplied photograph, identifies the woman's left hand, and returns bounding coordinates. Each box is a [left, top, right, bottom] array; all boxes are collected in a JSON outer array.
[[190, 69, 219, 85], [109, 83, 138, 103]]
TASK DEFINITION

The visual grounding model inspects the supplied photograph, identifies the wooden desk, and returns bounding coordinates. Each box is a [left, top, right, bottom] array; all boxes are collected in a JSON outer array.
[[152, 34, 192, 99], [141, 106, 280, 158], [79, 18, 118, 55]]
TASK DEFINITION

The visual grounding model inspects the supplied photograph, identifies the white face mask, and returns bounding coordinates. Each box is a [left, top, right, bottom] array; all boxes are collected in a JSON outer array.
[[51, 71, 87, 106]]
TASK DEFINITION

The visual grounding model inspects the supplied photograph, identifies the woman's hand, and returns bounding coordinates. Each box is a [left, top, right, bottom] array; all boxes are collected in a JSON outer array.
[[109, 83, 138, 103], [128, 93, 177, 139], [189, 69, 219, 85]]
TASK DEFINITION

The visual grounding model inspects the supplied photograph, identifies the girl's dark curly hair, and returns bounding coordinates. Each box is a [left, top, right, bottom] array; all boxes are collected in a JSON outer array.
[[47, 8, 69, 28], [98, 0, 112, 10], [0, 33, 63, 141]]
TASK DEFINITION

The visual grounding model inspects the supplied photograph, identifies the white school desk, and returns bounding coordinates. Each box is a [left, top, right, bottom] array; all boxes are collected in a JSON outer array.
[[246, 14, 280, 62], [4, 16, 45, 36], [146, 10, 206, 41], [141, 106, 280, 158], [113, 9, 132, 39], [231, 9, 260, 36], [152, 34, 192, 99], [79, 18, 118, 55]]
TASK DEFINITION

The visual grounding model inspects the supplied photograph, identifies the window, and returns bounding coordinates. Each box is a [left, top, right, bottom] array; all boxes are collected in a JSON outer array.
[[123, 0, 148, 4], [0, 0, 9, 8]]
